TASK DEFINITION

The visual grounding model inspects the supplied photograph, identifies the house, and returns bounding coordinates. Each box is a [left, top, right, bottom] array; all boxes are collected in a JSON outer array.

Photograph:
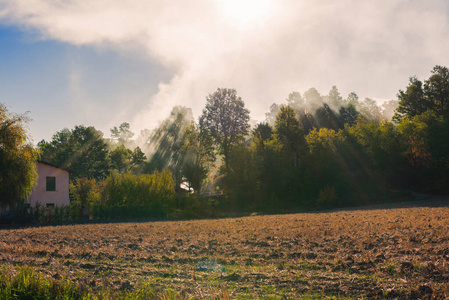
[[29, 161, 70, 207]]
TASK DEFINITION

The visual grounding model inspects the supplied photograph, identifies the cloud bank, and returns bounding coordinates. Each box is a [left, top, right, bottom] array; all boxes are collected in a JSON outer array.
[[1, 0, 449, 133]]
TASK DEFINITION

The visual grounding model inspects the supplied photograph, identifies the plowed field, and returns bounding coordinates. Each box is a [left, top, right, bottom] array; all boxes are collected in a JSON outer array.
[[1, 199, 449, 299]]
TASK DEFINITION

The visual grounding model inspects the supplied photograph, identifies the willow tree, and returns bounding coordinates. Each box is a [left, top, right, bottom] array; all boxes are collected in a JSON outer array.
[[199, 88, 250, 172], [0, 104, 37, 208]]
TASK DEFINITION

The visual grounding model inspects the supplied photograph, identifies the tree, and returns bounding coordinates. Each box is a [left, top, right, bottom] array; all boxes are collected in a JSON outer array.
[[146, 107, 194, 189], [70, 177, 102, 218], [274, 105, 307, 168], [130, 147, 146, 171], [339, 103, 360, 126], [109, 144, 132, 173], [199, 88, 250, 172], [326, 86, 343, 110], [394, 76, 427, 122], [305, 128, 345, 202], [381, 100, 399, 121], [0, 104, 37, 208], [315, 104, 341, 130], [38, 125, 110, 179], [265, 103, 281, 126], [345, 92, 360, 107], [343, 119, 410, 193], [226, 142, 258, 210], [286, 91, 304, 112], [398, 111, 449, 191], [180, 122, 215, 192], [109, 145, 146, 174], [298, 112, 318, 134], [304, 87, 323, 111], [394, 66, 449, 122], [252, 122, 273, 148], [110, 122, 135, 146], [359, 98, 382, 122], [251, 108, 309, 209], [424, 65, 449, 119]]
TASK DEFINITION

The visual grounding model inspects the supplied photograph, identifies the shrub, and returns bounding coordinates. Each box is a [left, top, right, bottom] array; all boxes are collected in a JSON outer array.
[[93, 170, 176, 219]]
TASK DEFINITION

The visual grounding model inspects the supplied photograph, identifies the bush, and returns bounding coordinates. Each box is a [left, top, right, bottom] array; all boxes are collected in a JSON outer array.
[[70, 177, 103, 219], [174, 194, 225, 219], [24, 203, 79, 224], [93, 170, 176, 220]]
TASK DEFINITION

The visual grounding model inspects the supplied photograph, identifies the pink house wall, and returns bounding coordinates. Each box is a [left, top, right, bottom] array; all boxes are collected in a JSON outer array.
[[29, 162, 70, 207]]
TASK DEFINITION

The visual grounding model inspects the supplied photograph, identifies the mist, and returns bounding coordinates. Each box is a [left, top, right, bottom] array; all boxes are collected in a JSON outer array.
[[1, 0, 449, 138]]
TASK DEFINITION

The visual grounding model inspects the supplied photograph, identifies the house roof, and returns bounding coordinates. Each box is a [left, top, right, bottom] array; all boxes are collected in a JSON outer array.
[[37, 160, 72, 173]]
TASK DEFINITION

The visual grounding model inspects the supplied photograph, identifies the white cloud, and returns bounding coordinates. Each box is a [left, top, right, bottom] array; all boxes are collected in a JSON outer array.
[[1, 0, 449, 133]]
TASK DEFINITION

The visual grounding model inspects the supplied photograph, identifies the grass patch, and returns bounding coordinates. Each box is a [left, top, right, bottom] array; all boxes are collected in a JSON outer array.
[[0, 265, 87, 299], [0, 265, 200, 300]]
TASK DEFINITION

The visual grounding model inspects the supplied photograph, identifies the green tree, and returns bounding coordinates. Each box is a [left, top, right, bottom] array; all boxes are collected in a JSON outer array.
[[0, 104, 37, 208], [260, 105, 309, 207], [199, 88, 250, 172], [304, 87, 323, 111], [398, 111, 449, 191], [274, 105, 307, 168], [130, 147, 147, 171], [110, 122, 135, 146], [339, 103, 360, 126], [359, 98, 382, 122], [286, 91, 304, 112], [70, 177, 102, 218], [252, 122, 273, 148], [326, 86, 343, 109], [344, 119, 410, 192], [265, 103, 281, 126], [345, 92, 359, 107], [394, 76, 427, 122], [424, 65, 449, 119], [305, 128, 345, 206], [180, 122, 215, 192], [109, 144, 132, 173], [109, 145, 146, 174], [381, 100, 399, 121], [38, 125, 110, 179], [315, 103, 341, 130], [226, 142, 258, 210], [146, 106, 194, 189]]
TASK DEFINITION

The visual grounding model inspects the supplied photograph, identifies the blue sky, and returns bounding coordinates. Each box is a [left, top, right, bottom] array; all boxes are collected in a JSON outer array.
[[1, 0, 449, 144], [0, 24, 170, 143]]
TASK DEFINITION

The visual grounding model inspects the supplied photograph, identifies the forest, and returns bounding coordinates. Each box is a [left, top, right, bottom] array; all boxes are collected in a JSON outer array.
[[2, 65, 449, 221]]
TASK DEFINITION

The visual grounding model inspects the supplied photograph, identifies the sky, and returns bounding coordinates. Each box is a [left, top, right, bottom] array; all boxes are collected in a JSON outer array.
[[1, 0, 449, 144]]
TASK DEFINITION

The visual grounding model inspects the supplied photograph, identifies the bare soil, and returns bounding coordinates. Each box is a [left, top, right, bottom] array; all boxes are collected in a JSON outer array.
[[1, 198, 449, 299]]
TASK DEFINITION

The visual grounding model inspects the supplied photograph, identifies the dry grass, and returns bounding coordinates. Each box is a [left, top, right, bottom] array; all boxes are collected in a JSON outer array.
[[1, 198, 449, 299]]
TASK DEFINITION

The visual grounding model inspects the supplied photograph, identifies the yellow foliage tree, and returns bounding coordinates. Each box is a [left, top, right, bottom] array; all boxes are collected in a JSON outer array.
[[0, 104, 37, 208]]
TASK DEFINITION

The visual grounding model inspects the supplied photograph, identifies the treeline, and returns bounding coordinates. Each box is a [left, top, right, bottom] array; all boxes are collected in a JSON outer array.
[[40, 65, 449, 217], [3, 65, 448, 221]]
